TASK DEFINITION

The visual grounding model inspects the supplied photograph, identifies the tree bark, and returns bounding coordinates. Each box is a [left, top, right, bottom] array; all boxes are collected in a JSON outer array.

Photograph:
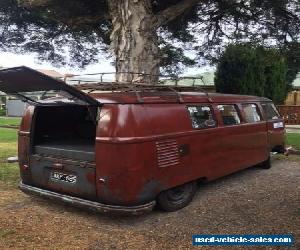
[[109, 0, 160, 84]]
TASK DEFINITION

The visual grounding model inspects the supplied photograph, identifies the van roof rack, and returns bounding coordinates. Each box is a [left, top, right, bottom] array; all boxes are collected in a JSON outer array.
[[65, 72, 213, 103], [73, 82, 213, 103]]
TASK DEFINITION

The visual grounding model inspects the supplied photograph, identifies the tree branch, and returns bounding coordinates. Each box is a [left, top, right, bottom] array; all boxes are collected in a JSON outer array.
[[152, 0, 201, 28], [64, 15, 110, 26], [18, 0, 52, 8]]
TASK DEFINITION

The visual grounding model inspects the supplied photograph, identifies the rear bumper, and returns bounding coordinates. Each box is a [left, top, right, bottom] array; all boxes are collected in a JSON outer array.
[[19, 182, 156, 215]]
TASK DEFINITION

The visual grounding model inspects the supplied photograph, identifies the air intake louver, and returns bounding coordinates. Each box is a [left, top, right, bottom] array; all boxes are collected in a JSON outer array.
[[156, 140, 180, 168]]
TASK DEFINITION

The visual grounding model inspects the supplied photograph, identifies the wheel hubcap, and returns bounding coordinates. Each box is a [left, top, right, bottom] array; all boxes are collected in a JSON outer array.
[[168, 186, 188, 202]]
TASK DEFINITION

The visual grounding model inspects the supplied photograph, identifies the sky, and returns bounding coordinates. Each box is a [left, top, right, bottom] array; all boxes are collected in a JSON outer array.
[[0, 52, 212, 77], [0, 52, 114, 75]]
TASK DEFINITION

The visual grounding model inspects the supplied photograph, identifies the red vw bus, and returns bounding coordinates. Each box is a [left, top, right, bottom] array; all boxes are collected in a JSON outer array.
[[0, 67, 285, 213]]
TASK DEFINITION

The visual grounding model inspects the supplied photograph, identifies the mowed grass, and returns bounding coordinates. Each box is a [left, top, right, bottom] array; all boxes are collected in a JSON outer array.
[[286, 133, 300, 150], [0, 127, 18, 143], [0, 128, 19, 187], [0, 117, 21, 127]]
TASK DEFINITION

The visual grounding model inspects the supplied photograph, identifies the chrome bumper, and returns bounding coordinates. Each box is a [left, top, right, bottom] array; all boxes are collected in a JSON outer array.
[[19, 182, 156, 215]]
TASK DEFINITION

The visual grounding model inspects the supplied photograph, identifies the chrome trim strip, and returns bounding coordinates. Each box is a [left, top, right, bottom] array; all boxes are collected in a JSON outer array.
[[19, 131, 30, 136]]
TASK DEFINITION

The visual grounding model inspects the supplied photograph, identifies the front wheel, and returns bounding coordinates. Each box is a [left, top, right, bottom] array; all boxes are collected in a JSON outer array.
[[157, 181, 197, 212]]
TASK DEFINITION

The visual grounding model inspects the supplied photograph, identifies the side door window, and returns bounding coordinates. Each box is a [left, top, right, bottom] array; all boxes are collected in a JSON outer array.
[[261, 103, 281, 120], [217, 104, 241, 126], [187, 105, 216, 129], [242, 104, 262, 123]]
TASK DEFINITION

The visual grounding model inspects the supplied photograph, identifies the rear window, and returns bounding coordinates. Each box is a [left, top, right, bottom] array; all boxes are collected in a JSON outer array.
[[217, 105, 241, 126], [242, 104, 262, 123], [17, 90, 88, 105], [187, 106, 216, 129], [261, 103, 280, 120]]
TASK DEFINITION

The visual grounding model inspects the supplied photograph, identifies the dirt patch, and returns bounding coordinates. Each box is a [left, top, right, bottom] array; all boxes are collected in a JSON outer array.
[[0, 158, 299, 250]]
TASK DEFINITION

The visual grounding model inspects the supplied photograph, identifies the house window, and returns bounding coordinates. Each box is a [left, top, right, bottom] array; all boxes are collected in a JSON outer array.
[[187, 106, 216, 129], [261, 103, 280, 120], [217, 105, 241, 126], [242, 104, 262, 123]]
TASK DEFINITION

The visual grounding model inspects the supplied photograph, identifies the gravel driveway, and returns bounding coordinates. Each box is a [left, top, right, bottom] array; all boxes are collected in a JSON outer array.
[[0, 157, 299, 249]]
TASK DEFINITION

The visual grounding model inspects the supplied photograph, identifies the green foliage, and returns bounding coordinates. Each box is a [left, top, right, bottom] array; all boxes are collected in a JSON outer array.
[[160, 43, 196, 76], [215, 44, 290, 104], [282, 42, 300, 88], [0, 109, 6, 116], [263, 49, 289, 104]]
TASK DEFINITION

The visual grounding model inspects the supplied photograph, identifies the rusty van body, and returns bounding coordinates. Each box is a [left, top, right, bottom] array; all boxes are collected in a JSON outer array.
[[0, 67, 285, 213]]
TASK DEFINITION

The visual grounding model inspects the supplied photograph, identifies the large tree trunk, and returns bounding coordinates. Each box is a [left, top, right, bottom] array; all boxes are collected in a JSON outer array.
[[109, 0, 160, 84]]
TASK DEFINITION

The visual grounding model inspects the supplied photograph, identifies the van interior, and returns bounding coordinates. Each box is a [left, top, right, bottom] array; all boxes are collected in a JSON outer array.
[[32, 106, 98, 162]]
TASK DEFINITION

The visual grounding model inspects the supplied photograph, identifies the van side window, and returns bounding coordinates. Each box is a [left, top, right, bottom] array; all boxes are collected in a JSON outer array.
[[187, 106, 216, 129], [242, 104, 262, 123], [217, 105, 241, 126], [261, 103, 280, 120]]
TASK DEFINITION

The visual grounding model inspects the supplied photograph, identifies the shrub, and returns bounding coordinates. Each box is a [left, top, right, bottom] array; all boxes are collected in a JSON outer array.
[[215, 44, 290, 104], [0, 109, 6, 116]]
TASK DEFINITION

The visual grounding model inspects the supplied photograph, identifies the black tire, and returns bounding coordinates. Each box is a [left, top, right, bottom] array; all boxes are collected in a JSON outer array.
[[157, 181, 197, 212], [260, 156, 272, 169]]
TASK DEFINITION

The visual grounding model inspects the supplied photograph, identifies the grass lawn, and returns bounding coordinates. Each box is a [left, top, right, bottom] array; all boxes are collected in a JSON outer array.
[[286, 133, 300, 150], [0, 127, 18, 143], [0, 128, 19, 188], [0, 117, 21, 127]]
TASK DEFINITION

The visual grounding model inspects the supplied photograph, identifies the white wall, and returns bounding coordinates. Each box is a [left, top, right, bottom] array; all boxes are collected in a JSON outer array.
[[6, 99, 27, 117]]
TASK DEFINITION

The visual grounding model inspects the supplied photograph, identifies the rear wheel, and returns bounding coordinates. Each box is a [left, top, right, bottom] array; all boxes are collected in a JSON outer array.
[[260, 156, 272, 169], [157, 181, 197, 212]]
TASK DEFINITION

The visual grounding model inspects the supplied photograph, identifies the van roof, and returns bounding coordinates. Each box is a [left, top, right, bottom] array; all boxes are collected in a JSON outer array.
[[89, 92, 271, 104]]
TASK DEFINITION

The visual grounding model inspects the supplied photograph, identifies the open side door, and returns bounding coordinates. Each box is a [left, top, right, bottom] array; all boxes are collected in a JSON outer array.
[[0, 66, 100, 106]]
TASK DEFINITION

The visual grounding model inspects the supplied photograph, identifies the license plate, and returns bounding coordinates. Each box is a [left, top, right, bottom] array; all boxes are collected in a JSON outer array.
[[51, 172, 77, 184], [273, 122, 284, 129]]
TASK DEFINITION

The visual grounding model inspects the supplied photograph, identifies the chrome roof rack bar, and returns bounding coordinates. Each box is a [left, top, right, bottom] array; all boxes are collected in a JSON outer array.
[[67, 72, 212, 103]]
